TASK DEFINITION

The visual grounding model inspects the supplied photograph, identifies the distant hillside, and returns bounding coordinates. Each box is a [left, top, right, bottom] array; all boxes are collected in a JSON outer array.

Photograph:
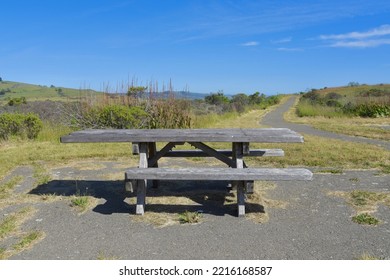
[[0, 80, 210, 102], [0, 80, 103, 101], [306, 83, 390, 97]]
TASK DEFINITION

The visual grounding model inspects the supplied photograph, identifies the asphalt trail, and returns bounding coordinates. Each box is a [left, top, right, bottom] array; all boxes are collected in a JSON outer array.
[[261, 96, 390, 150]]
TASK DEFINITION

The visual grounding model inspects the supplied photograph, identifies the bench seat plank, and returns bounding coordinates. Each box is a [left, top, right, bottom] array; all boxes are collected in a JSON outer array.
[[125, 167, 312, 181]]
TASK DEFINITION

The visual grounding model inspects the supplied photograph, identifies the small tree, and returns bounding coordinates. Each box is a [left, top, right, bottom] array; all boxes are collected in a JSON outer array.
[[249, 92, 266, 105], [0, 77, 3, 82], [127, 86, 147, 98], [204, 91, 229, 106]]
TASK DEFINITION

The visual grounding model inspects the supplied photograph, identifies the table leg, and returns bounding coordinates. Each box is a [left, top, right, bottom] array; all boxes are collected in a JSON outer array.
[[148, 142, 159, 189], [136, 142, 148, 215], [233, 142, 246, 217]]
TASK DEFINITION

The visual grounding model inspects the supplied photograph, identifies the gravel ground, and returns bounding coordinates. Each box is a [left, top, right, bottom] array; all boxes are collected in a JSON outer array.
[[1, 163, 389, 260]]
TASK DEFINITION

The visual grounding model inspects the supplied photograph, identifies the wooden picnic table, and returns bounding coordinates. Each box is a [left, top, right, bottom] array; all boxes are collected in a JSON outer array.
[[61, 128, 312, 217]]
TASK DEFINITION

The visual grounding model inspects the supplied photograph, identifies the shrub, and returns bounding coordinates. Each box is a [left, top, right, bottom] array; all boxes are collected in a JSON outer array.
[[7, 97, 27, 106], [342, 103, 390, 118], [326, 99, 342, 107], [94, 105, 147, 129], [326, 92, 343, 100], [145, 99, 192, 128], [78, 105, 148, 129], [0, 113, 42, 140], [23, 113, 44, 139]]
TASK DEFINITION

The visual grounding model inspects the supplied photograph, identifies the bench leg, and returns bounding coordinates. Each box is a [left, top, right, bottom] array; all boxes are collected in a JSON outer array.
[[237, 181, 246, 217], [136, 179, 147, 215]]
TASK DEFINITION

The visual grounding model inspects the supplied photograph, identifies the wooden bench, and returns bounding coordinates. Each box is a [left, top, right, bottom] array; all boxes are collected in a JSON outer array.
[[125, 167, 312, 217]]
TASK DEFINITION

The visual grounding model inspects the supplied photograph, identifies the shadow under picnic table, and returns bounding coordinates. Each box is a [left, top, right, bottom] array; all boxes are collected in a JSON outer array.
[[29, 179, 265, 217]]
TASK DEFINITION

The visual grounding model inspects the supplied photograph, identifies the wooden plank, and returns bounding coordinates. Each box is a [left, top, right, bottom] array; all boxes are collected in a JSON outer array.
[[60, 128, 304, 143], [148, 142, 184, 167], [237, 181, 246, 217], [189, 142, 235, 167], [233, 142, 245, 217], [148, 142, 159, 189], [125, 167, 313, 181], [233, 142, 244, 168], [132, 142, 139, 155], [163, 149, 284, 157]]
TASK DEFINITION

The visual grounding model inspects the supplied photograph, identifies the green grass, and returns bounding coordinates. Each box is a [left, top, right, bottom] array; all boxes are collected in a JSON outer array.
[[0, 80, 102, 102], [0, 207, 35, 240], [352, 213, 380, 225], [350, 190, 388, 207], [0, 176, 23, 199], [296, 100, 345, 118], [178, 211, 202, 224], [71, 195, 89, 211], [0, 247, 6, 259], [12, 231, 44, 251], [0, 215, 18, 240]]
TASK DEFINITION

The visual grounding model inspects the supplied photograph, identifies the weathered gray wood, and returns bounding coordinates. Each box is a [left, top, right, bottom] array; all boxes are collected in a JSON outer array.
[[148, 142, 159, 189], [237, 181, 246, 217], [189, 142, 234, 167], [163, 149, 284, 157], [245, 181, 254, 194], [132, 142, 139, 155], [243, 142, 250, 156], [233, 142, 245, 216], [136, 143, 148, 215], [233, 142, 244, 169], [60, 128, 304, 143], [124, 178, 137, 193], [125, 167, 313, 181], [148, 142, 184, 167]]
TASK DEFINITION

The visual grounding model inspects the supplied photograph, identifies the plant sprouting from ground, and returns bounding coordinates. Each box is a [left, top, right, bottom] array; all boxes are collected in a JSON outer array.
[[178, 211, 202, 224]]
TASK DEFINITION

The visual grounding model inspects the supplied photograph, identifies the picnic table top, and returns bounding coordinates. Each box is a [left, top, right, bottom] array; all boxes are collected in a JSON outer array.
[[60, 128, 304, 143]]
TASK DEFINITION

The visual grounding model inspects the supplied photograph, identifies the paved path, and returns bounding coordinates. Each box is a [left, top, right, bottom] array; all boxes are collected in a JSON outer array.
[[1, 162, 390, 260], [261, 96, 390, 150]]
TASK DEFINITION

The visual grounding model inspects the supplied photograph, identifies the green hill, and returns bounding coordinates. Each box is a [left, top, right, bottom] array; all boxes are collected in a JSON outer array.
[[307, 83, 390, 97], [0, 80, 102, 103]]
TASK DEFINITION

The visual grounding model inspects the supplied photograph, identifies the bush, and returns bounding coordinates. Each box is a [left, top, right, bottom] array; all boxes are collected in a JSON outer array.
[[354, 104, 390, 118], [0, 113, 43, 140], [77, 105, 148, 129], [145, 99, 192, 128], [7, 97, 27, 106]]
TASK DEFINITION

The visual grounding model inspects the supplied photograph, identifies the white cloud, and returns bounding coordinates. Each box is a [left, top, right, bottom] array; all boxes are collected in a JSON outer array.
[[319, 25, 390, 48], [330, 39, 390, 48], [320, 24, 390, 40], [241, 41, 259, 46], [271, 37, 292, 44], [277, 47, 303, 52]]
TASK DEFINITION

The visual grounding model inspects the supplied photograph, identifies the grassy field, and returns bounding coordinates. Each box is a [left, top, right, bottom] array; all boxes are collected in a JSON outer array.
[[0, 80, 102, 103], [285, 94, 390, 141]]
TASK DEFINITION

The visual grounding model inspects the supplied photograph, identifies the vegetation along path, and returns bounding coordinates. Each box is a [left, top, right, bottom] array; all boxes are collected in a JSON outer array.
[[261, 96, 390, 150]]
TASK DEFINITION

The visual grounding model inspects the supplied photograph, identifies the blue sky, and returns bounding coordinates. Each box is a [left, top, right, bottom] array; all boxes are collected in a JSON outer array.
[[1, 0, 390, 95]]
